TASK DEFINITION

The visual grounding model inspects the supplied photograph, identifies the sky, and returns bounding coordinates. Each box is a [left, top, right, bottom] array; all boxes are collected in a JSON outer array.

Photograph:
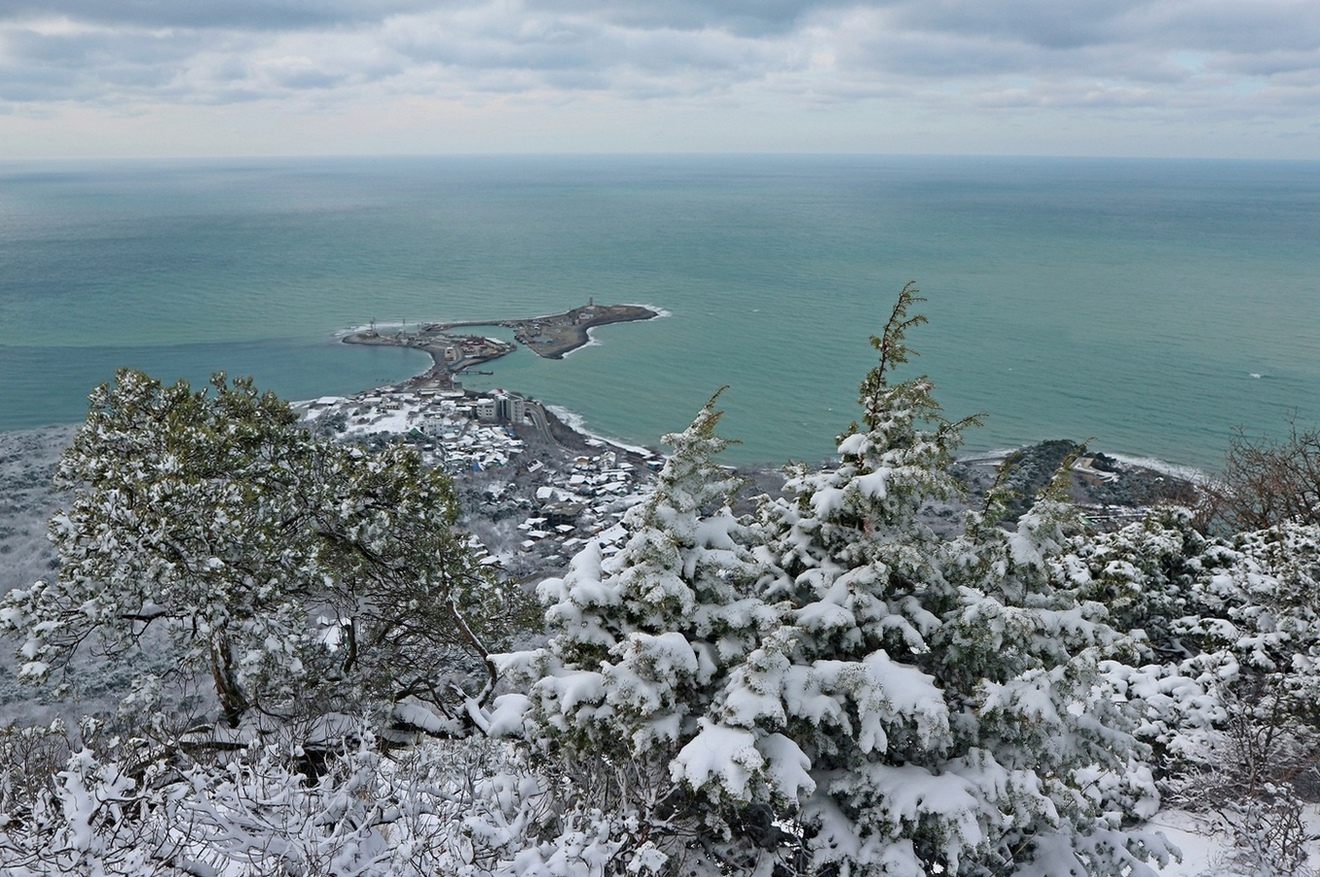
[[1, 0, 1317, 160]]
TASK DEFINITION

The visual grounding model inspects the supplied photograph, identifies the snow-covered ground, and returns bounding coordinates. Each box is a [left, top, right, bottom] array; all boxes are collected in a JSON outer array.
[[1150, 807, 1320, 876]]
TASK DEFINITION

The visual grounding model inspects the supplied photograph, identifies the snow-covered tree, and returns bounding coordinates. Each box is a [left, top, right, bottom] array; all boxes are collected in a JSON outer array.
[[0, 370, 517, 732], [489, 286, 1174, 875], [674, 284, 1172, 875], [496, 390, 781, 874], [302, 439, 525, 730]]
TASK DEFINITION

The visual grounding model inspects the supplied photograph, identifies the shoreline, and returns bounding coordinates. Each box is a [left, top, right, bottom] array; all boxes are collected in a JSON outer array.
[[542, 403, 658, 459]]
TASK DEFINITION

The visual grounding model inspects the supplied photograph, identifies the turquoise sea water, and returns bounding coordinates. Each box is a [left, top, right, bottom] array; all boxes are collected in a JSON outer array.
[[2, 155, 1318, 469]]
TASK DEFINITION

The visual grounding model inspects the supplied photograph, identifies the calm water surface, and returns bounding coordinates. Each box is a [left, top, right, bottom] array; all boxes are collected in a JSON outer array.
[[2, 155, 1317, 469]]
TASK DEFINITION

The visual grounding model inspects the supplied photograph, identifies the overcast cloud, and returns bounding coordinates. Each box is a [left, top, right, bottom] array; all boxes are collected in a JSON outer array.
[[1, 0, 1316, 157]]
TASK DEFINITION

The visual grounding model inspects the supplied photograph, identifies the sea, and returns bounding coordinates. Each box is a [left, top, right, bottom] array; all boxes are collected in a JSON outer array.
[[2, 154, 1318, 471]]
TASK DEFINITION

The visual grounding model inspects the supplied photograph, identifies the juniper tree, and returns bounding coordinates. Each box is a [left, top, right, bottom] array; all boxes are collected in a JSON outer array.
[[1073, 511, 1320, 794], [496, 286, 1176, 875], [672, 284, 1172, 876], [498, 390, 781, 874]]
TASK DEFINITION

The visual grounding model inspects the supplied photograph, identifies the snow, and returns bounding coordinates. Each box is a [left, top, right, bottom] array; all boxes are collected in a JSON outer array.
[[758, 732, 815, 799], [1147, 810, 1268, 876], [537, 669, 607, 714], [847, 761, 984, 846], [852, 468, 890, 501], [671, 721, 763, 801], [10, 317, 1320, 877], [485, 693, 533, 737], [392, 698, 451, 734]]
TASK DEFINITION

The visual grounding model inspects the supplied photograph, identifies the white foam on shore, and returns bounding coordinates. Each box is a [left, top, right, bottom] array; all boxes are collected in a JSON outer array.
[[338, 321, 413, 337], [560, 333, 602, 358], [956, 448, 1023, 466], [545, 404, 657, 458], [626, 303, 672, 319], [561, 304, 665, 358], [1106, 453, 1211, 484]]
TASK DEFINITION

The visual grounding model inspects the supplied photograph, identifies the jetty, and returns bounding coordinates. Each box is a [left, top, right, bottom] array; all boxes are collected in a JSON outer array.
[[342, 302, 658, 391]]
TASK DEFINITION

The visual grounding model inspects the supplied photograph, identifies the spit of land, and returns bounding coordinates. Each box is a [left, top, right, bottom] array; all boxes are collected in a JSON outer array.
[[342, 302, 658, 391]]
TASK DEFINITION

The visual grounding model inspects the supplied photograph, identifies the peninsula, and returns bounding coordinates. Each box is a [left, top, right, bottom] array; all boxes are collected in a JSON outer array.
[[342, 302, 658, 391]]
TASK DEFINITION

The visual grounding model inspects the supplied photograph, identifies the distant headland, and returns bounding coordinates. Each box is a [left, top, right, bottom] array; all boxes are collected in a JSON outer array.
[[342, 302, 658, 391]]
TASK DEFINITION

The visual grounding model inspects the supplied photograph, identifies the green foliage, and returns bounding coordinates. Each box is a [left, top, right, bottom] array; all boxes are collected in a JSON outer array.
[[0, 369, 518, 731], [499, 389, 779, 873], [859, 280, 928, 431], [737, 292, 1159, 876], [19, 283, 1320, 874]]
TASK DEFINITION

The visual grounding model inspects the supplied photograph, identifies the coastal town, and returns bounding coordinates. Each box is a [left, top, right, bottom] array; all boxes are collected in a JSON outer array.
[[305, 302, 666, 578], [297, 384, 662, 580]]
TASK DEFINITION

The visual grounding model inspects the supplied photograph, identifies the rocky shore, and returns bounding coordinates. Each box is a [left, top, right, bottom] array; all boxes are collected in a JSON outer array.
[[953, 440, 1202, 529]]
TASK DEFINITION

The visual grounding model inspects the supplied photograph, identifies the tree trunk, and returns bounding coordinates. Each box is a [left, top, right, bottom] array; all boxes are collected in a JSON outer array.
[[210, 635, 249, 728]]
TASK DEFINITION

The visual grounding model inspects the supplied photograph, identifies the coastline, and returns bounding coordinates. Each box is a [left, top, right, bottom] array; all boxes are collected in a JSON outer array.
[[543, 403, 658, 458], [952, 440, 1202, 526], [0, 415, 1206, 610], [0, 287, 1207, 567]]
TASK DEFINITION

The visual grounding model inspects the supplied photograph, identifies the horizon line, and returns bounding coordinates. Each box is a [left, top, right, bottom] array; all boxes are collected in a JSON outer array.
[[4, 151, 1319, 166]]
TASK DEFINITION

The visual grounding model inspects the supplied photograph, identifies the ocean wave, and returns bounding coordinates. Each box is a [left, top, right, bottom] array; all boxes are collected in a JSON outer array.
[[337, 321, 412, 337], [623, 303, 673, 319], [957, 447, 1022, 464], [559, 333, 602, 358]]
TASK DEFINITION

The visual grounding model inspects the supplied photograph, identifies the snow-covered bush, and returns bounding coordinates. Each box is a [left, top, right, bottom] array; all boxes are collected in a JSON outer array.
[[0, 718, 179, 877], [1070, 513, 1320, 785], [1068, 510, 1320, 874], [1, 719, 679, 877]]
